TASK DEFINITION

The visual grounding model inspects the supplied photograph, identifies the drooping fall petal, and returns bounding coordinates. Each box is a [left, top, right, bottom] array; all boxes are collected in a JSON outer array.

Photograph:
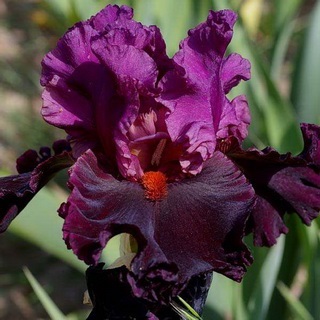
[[221, 125, 320, 246], [61, 149, 255, 301]]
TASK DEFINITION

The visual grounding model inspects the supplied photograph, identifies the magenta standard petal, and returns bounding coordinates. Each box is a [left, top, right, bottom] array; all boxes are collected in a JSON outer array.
[[42, 75, 95, 130], [158, 10, 250, 174], [0, 143, 74, 232], [91, 35, 159, 89], [89, 4, 135, 31], [217, 95, 251, 141], [41, 21, 116, 158], [221, 53, 251, 94], [222, 126, 320, 246], [89, 5, 172, 76], [62, 150, 254, 301], [41, 23, 99, 86], [41, 4, 172, 177]]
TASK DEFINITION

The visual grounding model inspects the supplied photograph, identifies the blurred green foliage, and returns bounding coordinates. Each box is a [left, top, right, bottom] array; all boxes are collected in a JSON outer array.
[[1, 0, 320, 319]]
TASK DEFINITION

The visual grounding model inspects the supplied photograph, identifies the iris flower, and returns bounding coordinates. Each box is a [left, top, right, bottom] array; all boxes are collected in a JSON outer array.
[[1, 4, 319, 318]]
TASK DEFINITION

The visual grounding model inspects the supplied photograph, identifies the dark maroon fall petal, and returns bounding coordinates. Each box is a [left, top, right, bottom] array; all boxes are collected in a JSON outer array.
[[62, 149, 255, 302], [154, 151, 255, 283], [86, 263, 212, 319], [221, 124, 320, 247], [300, 123, 320, 166], [0, 143, 74, 232]]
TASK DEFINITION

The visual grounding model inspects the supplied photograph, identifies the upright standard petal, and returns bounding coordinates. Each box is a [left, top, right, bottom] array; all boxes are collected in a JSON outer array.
[[61, 149, 254, 302], [89, 5, 172, 76], [41, 4, 172, 174], [41, 21, 116, 158], [217, 95, 251, 142], [158, 10, 251, 174], [221, 53, 251, 94]]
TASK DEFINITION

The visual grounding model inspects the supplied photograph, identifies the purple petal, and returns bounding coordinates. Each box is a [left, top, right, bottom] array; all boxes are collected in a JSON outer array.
[[62, 149, 254, 301], [89, 5, 172, 75], [222, 53, 251, 94], [111, 76, 144, 179], [217, 95, 251, 141], [91, 36, 159, 89], [41, 4, 172, 176], [222, 127, 320, 246], [41, 23, 99, 86], [155, 151, 255, 283], [245, 194, 288, 246], [0, 143, 74, 232], [158, 10, 250, 174], [41, 75, 94, 130], [89, 5, 135, 32], [179, 272, 213, 315]]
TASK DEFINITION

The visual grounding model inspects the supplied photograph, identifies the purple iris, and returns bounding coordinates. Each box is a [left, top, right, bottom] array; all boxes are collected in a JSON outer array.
[[0, 4, 319, 316]]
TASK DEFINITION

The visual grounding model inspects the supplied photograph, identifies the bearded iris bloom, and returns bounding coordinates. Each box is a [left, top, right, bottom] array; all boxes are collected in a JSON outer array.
[[1, 4, 320, 318]]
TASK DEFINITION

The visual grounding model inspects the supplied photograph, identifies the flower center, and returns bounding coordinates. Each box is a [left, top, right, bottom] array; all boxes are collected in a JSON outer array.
[[141, 171, 167, 201]]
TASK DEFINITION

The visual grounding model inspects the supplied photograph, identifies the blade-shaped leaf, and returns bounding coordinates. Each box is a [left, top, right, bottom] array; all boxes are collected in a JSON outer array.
[[291, 0, 320, 124], [248, 236, 285, 320], [23, 267, 68, 320], [277, 282, 313, 320]]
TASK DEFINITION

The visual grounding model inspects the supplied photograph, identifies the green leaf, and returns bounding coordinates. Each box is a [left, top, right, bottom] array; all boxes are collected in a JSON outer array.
[[300, 225, 320, 318], [270, 20, 295, 81], [247, 237, 285, 320], [232, 283, 248, 320], [43, 0, 71, 17], [171, 297, 203, 320], [177, 296, 202, 319], [273, 0, 303, 32], [277, 282, 313, 320], [23, 267, 68, 320], [205, 273, 237, 318], [291, 0, 320, 124]]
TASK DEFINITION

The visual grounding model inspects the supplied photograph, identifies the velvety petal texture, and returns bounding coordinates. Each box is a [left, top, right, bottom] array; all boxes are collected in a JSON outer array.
[[61, 149, 255, 301], [221, 125, 320, 246], [0, 141, 73, 232]]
